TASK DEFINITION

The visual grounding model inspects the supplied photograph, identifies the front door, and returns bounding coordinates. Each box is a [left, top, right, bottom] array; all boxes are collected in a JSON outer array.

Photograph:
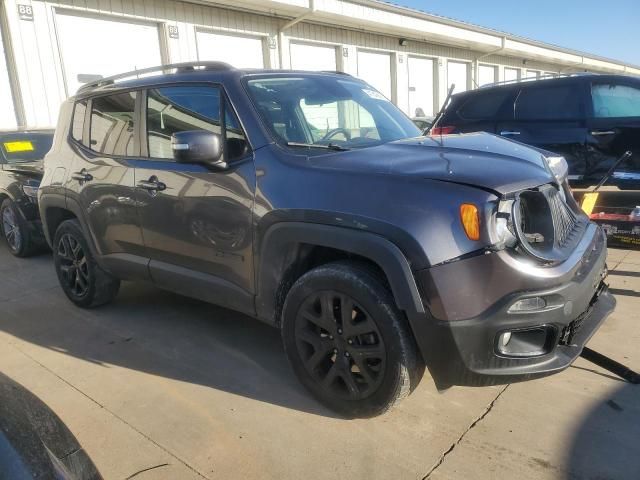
[[586, 79, 640, 184], [134, 85, 255, 313], [65, 91, 147, 277]]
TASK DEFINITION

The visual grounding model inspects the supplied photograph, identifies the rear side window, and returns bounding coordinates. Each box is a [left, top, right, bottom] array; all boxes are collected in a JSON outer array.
[[515, 85, 582, 120], [592, 83, 640, 118], [90, 92, 137, 156], [458, 90, 512, 120], [71, 100, 87, 143], [146, 85, 248, 161]]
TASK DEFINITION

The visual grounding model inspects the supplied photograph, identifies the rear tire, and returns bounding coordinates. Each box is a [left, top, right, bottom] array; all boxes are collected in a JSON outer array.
[[281, 261, 421, 418], [53, 219, 120, 308], [0, 198, 37, 257]]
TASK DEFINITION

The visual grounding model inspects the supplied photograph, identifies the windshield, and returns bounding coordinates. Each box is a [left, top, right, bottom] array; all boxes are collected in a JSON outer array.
[[0, 132, 54, 164], [246, 75, 421, 150]]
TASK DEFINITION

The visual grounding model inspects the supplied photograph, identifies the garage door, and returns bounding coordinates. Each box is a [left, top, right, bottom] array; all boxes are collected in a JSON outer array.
[[357, 50, 392, 99], [504, 68, 520, 82], [478, 65, 497, 87], [447, 61, 469, 94], [290, 43, 339, 130], [196, 31, 264, 68], [290, 42, 337, 71], [407, 56, 434, 117], [55, 12, 162, 95], [0, 29, 16, 129]]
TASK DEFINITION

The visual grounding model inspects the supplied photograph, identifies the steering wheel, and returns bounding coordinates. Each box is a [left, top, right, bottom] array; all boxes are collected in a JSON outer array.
[[320, 128, 351, 142]]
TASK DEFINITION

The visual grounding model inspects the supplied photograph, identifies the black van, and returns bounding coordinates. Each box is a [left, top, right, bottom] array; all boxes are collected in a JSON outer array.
[[432, 74, 640, 187]]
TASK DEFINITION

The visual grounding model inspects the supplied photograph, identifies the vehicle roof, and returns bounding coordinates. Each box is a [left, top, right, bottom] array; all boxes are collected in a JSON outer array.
[[452, 73, 640, 99], [72, 64, 359, 99], [0, 128, 55, 135]]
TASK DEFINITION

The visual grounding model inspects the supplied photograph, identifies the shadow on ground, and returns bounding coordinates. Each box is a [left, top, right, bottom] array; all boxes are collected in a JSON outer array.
[[565, 382, 640, 479], [0, 252, 341, 418]]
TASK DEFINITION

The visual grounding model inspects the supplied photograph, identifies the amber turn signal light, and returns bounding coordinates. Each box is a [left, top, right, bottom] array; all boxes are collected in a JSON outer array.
[[460, 204, 480, 241]]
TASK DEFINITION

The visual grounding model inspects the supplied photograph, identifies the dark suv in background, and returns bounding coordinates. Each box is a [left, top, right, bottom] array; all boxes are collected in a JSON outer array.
[[432, 74, 640, 186], [0, 129, 53, 256], [39, 63, 614, 417]]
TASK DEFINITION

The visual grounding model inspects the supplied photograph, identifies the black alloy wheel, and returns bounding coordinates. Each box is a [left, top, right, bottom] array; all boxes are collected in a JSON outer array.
[[282, 261, 421, 418], [57, 233, 90, 298], [295, 290, 386, 400], [53, 219, 120, 308]]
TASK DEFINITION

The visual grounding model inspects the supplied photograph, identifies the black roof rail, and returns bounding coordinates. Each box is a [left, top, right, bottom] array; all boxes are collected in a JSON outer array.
[[76, 61, 235, 94], [480, 72, 597, 89]]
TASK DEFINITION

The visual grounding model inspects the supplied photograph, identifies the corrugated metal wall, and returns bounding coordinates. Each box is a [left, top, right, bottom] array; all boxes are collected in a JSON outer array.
[[0, 0, 598, 128]]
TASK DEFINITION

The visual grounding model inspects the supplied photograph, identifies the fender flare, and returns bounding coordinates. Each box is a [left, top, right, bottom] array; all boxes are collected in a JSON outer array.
[[255, 222, 426, 325], [39, 193, 101, 260]]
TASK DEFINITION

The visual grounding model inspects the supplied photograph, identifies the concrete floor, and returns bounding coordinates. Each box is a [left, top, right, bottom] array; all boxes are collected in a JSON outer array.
[[0, 246, 638, 480]]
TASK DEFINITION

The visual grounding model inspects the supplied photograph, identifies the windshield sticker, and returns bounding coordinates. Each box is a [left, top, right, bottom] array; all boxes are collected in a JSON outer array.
[[362, 89, 387, 101], [3, 141, 35, 153]]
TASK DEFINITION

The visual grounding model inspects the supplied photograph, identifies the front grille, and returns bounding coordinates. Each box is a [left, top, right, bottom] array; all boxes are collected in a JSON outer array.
[[543, 186, 579, 248], [514, 184, 588, 263]]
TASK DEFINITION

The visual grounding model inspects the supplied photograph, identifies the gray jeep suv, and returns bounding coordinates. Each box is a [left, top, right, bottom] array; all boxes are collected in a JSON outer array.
[[39, 63, 615, 417]]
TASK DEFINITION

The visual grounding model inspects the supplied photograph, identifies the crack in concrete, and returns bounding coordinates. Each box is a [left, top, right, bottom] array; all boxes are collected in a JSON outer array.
[[9, 342, 210, 480], [422, 384, 510, 479], [125, 463, 170, 479]]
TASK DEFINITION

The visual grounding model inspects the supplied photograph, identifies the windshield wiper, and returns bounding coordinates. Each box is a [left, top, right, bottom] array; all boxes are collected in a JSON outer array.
[[286, 142, 350, 151]]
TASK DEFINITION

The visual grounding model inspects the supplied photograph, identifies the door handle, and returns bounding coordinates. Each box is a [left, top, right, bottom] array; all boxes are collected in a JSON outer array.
[[500, 131, 521, 136], [591, 130, 616, 136], [71, 170, 93, 182], [137, 176, 166, 193]]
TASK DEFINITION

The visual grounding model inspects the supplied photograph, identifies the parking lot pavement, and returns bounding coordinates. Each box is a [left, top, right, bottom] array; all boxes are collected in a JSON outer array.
[[0, 248, 638, 480]]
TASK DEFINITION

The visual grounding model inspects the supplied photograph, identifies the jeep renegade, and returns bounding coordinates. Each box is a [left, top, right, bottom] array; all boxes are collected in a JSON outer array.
[[39, 63, 615, 417]]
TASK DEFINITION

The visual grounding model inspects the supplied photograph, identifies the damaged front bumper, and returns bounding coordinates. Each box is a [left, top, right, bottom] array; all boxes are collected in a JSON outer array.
[[416, 223, 616, 387]]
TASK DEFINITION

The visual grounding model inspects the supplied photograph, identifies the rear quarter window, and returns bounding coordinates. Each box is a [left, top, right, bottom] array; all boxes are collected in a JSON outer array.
[[515, 84, 583, 120], [457, 89, 513, 120], [71, 100, 87, 143]]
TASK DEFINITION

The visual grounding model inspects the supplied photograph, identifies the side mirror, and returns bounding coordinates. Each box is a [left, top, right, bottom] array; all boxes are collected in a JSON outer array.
[[171, 130, 226, 169]]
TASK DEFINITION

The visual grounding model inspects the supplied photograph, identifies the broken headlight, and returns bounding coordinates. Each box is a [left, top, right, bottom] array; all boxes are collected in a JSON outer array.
[[545, 155, 569, 185], [492, 199, 518, 249]]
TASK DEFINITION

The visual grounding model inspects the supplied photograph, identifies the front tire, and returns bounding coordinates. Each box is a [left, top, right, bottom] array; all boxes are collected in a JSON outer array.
[[1, 198, 36, 257], [281, 261, 421, 418], [53, 219, 120, 308]]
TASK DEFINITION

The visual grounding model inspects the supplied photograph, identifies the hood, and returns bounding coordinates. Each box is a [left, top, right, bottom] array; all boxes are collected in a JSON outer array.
[[2, 160, 44, 177], [307, 132, 555, 195]]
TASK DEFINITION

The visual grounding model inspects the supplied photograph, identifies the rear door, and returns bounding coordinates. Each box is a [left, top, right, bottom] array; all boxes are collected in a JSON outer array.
[[496, 82, 589, 179], [134, 84, 255, 312], [586, 79, 640, 181], [65, 91, 147, 277]]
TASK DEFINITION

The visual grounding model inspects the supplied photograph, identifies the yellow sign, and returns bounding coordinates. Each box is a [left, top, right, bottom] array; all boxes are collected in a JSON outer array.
[[581, 192, 599, 215], [3, 140, 35, 153]]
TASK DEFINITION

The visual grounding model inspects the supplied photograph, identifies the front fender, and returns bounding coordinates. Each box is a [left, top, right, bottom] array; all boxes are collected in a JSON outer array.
[[255, 222, 436, 361]]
